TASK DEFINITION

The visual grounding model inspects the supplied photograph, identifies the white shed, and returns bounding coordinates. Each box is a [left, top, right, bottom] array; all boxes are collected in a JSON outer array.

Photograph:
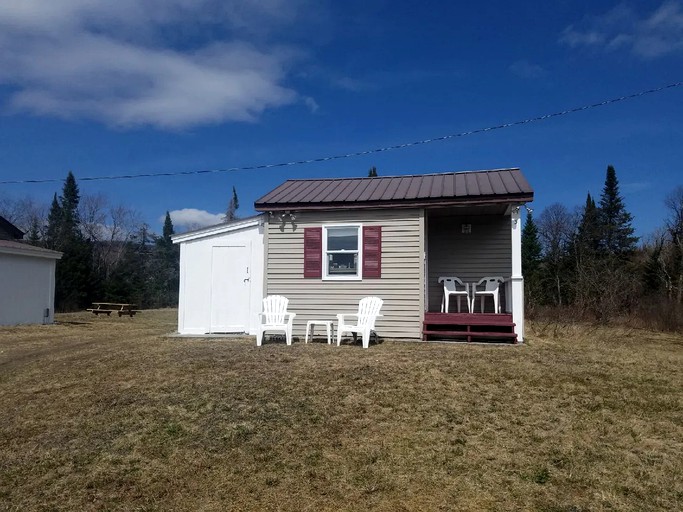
[[173, 215, 264, 335], [0, 240, 62, 326]]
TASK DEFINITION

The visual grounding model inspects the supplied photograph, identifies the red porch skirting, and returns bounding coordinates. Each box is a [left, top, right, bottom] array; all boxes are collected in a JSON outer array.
[[422, 312, 517, 343]]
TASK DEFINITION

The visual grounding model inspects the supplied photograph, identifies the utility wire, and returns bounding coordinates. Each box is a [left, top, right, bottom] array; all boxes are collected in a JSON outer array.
[[2, 81, 682, 185]]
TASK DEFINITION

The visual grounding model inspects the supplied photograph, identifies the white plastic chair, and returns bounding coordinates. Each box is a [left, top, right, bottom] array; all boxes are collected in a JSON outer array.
[[336, 297, 383, 349], [438, 276, 471, 313], [256, 295, 296, 346], [472, 276, 504, 313]]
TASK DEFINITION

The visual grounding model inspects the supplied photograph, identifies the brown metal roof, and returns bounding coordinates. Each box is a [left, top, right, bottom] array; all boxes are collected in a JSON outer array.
[[255, 168, 533, 211]]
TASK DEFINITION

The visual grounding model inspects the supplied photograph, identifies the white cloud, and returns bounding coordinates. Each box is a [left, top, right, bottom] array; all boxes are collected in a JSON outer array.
[[509, 60, 546, 79], [167, 208, 225, 230], [303, 96, 319, 113], [0, 1, 313, 129], [559, 1, 683, 58]]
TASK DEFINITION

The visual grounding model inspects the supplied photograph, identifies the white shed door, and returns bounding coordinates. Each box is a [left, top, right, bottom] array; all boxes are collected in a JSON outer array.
[[210, 244, 251, 333]]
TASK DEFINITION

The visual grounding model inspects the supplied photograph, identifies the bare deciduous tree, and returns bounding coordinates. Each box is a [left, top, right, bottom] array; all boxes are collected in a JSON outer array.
[[79, 193, 142, 280], [0, 195, 49, 240], [537, 203, 578, 305], [665, 186, 683, 303]]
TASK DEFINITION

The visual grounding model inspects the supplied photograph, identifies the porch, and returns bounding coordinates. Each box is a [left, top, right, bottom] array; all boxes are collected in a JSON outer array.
[[423, 205, 524, 342], [422, 312, 517, 343]]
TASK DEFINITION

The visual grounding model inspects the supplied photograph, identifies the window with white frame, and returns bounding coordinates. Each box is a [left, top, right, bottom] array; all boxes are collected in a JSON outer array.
[[323, 225, 361, 279]]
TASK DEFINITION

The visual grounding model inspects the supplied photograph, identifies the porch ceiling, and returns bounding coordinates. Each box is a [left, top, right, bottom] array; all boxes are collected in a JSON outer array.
[[426, 204, 509, 216]]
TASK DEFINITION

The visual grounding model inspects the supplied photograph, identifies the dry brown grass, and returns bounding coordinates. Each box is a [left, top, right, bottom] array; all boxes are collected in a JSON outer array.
[[1, 310, 681, 511]]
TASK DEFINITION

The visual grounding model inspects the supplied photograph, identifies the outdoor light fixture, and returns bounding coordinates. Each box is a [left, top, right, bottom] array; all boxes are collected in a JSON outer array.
[[275, 211, 296, 223]]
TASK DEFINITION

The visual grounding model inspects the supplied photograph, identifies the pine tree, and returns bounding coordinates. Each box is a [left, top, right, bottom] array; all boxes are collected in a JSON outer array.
[[60, 172, 81, 229], [576, 193, 601, 260], [599, 165, 638, 255], [368, 166, 378, 177], [49, 172, 94, 311], [162, 211, 174, 246], [45, 194, 61, 249], [27, 217, 41, 245], [225, 186, 240, 221], [522, 210, 543, 310], [152, 213, 179, 307], [522, 210, 541, 274]]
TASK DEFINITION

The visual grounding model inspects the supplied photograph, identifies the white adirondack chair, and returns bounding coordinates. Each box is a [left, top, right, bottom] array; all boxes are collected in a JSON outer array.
[[472, 276, 504, 313], [336, 296, 383, 349], [256, 295, 296, 346], [438, 276, 471, 313]]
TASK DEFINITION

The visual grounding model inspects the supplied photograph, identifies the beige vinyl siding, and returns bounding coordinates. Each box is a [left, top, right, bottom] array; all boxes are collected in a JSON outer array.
[[266, 209, 423, 339], [427, 214, 511, 312]]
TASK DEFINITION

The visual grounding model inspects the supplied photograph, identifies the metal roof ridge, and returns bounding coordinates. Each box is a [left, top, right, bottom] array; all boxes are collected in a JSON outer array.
[[276, 168, 522, 183]]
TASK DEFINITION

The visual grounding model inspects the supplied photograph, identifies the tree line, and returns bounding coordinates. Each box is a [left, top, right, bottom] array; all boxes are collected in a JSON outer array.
[[522, 165, 683, 331], [1, 172, 180, 312], [3, 166, 680, 329]]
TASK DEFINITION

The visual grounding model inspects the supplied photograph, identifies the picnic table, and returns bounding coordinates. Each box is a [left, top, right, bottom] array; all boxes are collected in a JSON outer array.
[[87, 302, 140, 317]]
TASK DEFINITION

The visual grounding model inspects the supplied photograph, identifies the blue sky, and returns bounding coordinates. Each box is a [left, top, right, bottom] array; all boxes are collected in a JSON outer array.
[[0, 0, 681, 236]]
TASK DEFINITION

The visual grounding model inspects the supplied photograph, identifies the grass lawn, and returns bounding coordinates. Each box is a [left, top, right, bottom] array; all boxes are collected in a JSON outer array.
[[0, 310, 681, 511]]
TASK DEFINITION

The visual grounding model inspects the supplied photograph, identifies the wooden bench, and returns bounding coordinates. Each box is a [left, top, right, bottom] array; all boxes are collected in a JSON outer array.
[[87, 303, 141, 317]]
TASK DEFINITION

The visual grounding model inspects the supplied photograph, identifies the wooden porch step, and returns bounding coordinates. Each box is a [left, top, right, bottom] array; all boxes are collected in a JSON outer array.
[[422, 330, 517, 338], [422, 312, 517, 343], [422, 330, 517, 343]]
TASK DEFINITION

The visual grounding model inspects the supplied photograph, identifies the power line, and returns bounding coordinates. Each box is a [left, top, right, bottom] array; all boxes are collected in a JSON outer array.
[[2, 81, 682, 185]]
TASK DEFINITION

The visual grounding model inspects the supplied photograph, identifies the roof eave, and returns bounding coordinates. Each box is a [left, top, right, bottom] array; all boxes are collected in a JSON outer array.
[[0, 246, 63, 260], [172, 214, 264, 244]]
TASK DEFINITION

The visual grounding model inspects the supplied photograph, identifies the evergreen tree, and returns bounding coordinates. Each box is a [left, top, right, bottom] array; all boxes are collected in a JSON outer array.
[[27, 217, 41, 245], [522, 210, 542, 310], [162, 211, 174, 246], [45, 194, 61, 249], [522, 210, 541, 274], [49, 172, 94, 311], [599, 165, 638, 255], [576, 193, 601, 261], [152, 213, 180, 307], [225, 186, 239, 221], [60, 172, 81, 230], [368, 166, 378, 177]]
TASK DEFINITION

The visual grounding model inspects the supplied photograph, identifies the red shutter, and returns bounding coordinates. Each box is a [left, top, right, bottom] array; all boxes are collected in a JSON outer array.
[[362, 226, 382, 278], [303, 227, 322, 278]]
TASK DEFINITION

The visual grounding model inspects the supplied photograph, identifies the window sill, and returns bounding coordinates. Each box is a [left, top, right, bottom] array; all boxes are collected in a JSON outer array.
[[322, 275, 363, 281]]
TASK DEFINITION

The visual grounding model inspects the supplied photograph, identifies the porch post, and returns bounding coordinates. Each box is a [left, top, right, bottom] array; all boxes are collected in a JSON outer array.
[[510, 206, 524, 342]]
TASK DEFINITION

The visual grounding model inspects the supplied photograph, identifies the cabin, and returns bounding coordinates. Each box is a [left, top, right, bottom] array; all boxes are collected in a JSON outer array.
[[174, 168, 533, 342], [254, 168, 533, 343], [0, 216, 63, 326]]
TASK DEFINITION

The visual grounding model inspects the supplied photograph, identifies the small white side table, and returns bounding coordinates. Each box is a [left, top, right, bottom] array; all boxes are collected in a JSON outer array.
[[305, 320, 334, 344]]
